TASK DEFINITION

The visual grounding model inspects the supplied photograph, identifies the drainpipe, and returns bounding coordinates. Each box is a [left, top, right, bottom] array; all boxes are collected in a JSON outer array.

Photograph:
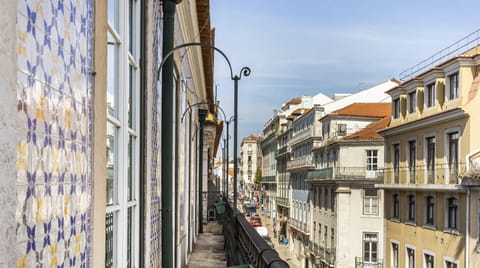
[[466, 187, 470, 268], [161, 0, 181, 267], [139, 0, 146, 266]]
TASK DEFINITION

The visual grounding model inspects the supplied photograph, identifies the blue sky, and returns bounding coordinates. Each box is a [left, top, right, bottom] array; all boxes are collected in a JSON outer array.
[[210, 0, 479, 154]]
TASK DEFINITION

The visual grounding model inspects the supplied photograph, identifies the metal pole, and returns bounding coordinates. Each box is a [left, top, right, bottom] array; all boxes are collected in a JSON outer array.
[[161, 1, 180, 267], [226, 120, 230, 200], [233, 77, 239, 217], [198, 109, 208, 233], [223, 140, 226, 196]]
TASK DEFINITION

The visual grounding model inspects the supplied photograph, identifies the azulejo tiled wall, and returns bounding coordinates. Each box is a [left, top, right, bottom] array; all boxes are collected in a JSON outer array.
[[16, 0, 93, 267], [149, 0, 163, 266]]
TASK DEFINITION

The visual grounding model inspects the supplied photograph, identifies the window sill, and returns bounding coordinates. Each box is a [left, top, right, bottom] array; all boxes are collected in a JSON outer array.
[[405, 221, 416, 227], [443, 228, 461, 236], [389, 218, 400, 223], [422, 224, 436, 231]]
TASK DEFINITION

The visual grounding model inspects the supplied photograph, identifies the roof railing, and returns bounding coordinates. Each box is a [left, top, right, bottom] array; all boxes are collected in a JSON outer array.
[[399, 29, 480, 81]]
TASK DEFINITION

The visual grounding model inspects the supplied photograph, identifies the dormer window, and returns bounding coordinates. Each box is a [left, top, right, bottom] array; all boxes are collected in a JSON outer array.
[[448, 73, 459, 100], [393, 98, 400, 119], [407, 91, 416, 114], [426, 83, 435, 108]]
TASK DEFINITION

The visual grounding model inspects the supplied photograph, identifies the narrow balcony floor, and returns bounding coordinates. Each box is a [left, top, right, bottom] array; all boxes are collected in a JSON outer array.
[[187, 222, 227, 268]]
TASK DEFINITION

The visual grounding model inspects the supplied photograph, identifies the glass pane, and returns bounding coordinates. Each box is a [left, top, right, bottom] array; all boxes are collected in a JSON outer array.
[[128, 135, 133, 201], [107, 32, 118, 117], [106, 122, 117, 205], [108, 0, 119, 31], [127, 207, 133, 268], [129, 0, 135, 55], [105, 212, 115, 268], [128, 64, 134, 128]]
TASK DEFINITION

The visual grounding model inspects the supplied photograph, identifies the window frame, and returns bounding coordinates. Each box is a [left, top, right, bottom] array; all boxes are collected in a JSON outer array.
[[105, 0, 141, 267], [425, 195, 435, 227], [425, 83, 436, 108], [363, 189, 379, 216], [407, 194, 416, 223], [406, 245, 416, 268], [422, 250, 435, 268], [407, 90, 416, 114], [447, 72, 459, 101], [408, 139, 417, 184], [445, 197, 459, 231], [393, 98, 400, 119], [362, 232, 378, 263], [392, 193, 400, 220], [391, 240, 399, 268], [366, 150, 378, 171]]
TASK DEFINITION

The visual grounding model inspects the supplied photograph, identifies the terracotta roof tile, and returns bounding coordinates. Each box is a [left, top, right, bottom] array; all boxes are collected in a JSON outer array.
[[330, 103, 391, 118], [343, 116, 391, 140]]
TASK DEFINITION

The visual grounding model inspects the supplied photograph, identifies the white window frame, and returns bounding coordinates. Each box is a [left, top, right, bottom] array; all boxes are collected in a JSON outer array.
[[422, 249, 435, 268], [362, 232, 378, 263], [405, 245, 416, 268], [366, 150, 378, 171], [443, 256, 459, 268], [390, 240, 399, 268], [106, 0, 140, 267], [447, 72, 459, 101], [363, 189, 379, 215]]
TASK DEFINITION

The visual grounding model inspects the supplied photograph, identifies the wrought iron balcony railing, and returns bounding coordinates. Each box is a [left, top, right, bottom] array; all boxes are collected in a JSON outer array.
[[383, 162, 466, 185], [355, 257, 384, 268], [286, 155, 315, 171], [307, 167, 384, 180]]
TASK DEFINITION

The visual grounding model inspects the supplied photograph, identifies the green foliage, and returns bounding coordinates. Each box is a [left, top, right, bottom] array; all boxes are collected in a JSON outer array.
[[254, 168, 262, 186]]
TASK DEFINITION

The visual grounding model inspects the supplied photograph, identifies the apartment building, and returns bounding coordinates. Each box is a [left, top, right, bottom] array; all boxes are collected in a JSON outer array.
[[379, 44, 480, 268], [239, 135, 263, 198], [0, 1, 218, 267], [307, 103, 390, 268]]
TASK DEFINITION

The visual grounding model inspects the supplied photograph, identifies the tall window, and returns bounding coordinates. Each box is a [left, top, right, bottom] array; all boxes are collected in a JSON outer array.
[[448, 132, 459, 180], [408, 91, 416, 114], [391, 242, 399, 268], [393, 144, 400, 184], [331, 188, 335, 212], [406, 247, 415, 268], [424, 253, 434, 268], [426, 83, 435, 108], [447, 197, 458, 230], [426, 137, 435, 184], [366, 150, 378, 171], [363, 189, 379, 215], [425, 195, 435, 226], [106, 0, 140, 267], [363, 233, 378, 263], [407, 195, 416, 222], [448, 73, 459, 100], [408, 140, 416, 184], [392, 193, 400, 219], [393, 98, 400, 119], [338, 123, 347, 136]]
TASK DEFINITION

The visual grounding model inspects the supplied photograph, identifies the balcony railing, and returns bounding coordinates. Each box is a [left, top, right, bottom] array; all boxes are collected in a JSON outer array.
[[289, 127, 314, 146], [355, 257, 384, 268], [276, 146, 291, 157], [307, 167, 384, 180], [260, 132, 276, 147], [286, 155, 315, 171], [384, 162, 466, 185], [261, 176, 276, 183], [307, 241, 335, 265], [276, 197, 289, 207], [289, 218, 309, 234], [223, 201, 289, 267]]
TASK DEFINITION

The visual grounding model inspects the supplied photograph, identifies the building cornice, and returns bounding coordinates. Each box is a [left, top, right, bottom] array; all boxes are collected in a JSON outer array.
[[379, 108, 468, 137], [375, 183, 465, 192]]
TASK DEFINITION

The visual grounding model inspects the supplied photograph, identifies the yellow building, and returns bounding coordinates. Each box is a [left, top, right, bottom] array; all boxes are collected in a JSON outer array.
[[379, 44, 480, 268]]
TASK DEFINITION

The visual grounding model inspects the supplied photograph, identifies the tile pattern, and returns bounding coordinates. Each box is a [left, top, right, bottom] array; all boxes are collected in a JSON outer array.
[[16, 0, 93, 267], [150, 0, 163, 266]]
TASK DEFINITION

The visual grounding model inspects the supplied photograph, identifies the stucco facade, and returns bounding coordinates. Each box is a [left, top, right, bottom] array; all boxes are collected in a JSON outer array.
[[380, 45, 480, 268]]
